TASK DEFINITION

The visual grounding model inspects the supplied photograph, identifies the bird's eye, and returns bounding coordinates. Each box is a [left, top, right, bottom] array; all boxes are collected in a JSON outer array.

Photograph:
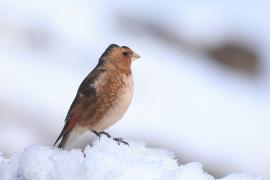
[[122, 51, 129, 56]]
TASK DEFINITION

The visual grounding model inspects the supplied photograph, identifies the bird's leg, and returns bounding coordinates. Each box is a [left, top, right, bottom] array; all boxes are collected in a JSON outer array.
[[92, 130, 99, 137], [98, 131, 111, 138], [113, 138, 129, 146], [92, 130, 111, 139]]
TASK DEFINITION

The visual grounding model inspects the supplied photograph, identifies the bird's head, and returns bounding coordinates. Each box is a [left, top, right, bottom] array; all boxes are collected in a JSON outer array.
[[99, 44, 140, 71]]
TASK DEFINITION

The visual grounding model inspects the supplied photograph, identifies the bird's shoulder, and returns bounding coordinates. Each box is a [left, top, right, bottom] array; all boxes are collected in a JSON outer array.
[[64, 66, 106, 122], [78, 66, 108, 96]]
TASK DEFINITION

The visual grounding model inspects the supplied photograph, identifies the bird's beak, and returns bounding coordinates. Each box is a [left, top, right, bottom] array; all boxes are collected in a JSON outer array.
[[131, 51, 140, 61]]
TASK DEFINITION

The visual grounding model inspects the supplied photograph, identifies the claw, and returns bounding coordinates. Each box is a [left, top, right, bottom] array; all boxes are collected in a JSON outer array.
[[92, 130, 100, 138], [98, 131, 111, 138], [113, 138, 129, 146], [92, 130, 111, 139]]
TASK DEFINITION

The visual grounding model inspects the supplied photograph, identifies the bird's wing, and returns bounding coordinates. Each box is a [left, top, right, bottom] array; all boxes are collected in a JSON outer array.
[[54, 66, 105, 146]]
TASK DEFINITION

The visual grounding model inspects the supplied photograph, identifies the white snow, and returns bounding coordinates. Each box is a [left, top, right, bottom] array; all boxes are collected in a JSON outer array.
[[0, 137, 265, 180]]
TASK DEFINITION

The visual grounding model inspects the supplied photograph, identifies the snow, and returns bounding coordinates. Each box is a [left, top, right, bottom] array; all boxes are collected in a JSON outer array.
[[0, 137, 265, 180]]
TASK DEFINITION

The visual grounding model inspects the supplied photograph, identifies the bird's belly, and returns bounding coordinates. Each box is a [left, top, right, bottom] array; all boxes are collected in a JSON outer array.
[[92, 80, 133, 131]]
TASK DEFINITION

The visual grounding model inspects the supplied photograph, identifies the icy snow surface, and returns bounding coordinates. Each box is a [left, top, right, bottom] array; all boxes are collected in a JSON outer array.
[[0, 137, 265, 180]]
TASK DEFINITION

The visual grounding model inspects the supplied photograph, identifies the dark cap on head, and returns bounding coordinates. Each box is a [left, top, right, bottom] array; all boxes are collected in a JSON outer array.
[[108, 44, 120, 49], [100, 44, 120, 59], [121, 46, 130, 49]]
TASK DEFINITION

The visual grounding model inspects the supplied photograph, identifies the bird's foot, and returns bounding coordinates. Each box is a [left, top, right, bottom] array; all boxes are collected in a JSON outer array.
[[98, 131, 112, 138], [113, 138, 129, 146], [92, 130, 111, 139], [92, 130, 128, 145]]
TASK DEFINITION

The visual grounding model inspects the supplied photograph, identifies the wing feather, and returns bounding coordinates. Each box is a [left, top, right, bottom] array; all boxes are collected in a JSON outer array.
[[53, 66, 105, 146]]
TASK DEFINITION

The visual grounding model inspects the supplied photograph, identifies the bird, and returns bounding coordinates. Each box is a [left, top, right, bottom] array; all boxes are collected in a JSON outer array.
[[53, 44, 140, 149]]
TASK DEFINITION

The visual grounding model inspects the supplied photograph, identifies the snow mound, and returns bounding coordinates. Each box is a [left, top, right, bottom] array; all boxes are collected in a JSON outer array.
[[0, 137, 265, 180]]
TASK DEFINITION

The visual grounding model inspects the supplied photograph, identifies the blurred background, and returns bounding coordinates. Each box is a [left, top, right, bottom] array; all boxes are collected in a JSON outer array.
[[0, 0, 269, 178]]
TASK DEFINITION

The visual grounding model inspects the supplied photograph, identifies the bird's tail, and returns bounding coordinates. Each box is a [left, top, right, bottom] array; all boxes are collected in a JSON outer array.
[[57, 132, 71, 148], [53, 129, 70, 149], [53, 127, 81, 149]]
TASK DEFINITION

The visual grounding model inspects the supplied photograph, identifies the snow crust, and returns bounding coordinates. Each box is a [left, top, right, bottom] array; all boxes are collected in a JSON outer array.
[[0, 137, 265, 180]]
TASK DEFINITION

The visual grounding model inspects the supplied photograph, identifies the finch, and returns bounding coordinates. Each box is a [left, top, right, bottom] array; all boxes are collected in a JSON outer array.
[[54, 44, 140, 149]]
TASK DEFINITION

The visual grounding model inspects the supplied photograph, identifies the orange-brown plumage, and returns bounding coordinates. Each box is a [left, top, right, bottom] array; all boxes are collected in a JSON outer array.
[[54, 44, 140, 148]]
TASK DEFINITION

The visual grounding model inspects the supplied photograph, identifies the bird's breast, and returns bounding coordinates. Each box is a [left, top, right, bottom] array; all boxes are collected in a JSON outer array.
[[91, 73, 133, 131]]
